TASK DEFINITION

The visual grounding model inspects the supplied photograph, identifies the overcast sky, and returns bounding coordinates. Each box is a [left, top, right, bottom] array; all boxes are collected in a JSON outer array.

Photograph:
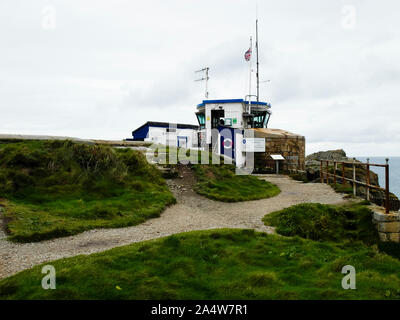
[[1, 0, 399, 156]]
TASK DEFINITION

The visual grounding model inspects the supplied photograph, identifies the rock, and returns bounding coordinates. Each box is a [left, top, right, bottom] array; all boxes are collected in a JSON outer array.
[[373, 210, 400, 242], [378, 222, 400, 233], [305, 160, 321, 167], [306, 149, 347, 162], [388, 233, 400, 242]]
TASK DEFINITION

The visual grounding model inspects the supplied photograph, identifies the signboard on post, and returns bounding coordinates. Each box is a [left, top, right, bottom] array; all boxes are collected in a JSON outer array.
[[270, 154, 285, 174], [242, 138, 265, 152]]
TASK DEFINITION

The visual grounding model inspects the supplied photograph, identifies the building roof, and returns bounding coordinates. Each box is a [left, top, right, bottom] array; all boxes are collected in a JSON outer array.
[[132, 121, 199, 139], [253, 128, 304, 138], [197, 99, 271, 108], [139, 121, 198, 130]]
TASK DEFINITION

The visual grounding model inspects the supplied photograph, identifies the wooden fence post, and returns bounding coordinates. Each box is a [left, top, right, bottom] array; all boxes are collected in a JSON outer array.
[[320, 160, 323, 183], [326, 160, 329, 184], [385, 158, 390, 214], [366, 158, 370, 201], [352, 158, 356, 196], [333, 161, 337, 187], [342, 162, 346, 187]]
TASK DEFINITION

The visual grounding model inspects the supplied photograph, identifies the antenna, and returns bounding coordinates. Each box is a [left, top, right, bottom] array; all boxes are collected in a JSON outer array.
[[261, 80, 270, 100], [195, 67, 210, 99]]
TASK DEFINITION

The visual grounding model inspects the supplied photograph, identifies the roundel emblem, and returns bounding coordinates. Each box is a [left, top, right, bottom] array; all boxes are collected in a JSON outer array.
[[223, 138, 232, 149]]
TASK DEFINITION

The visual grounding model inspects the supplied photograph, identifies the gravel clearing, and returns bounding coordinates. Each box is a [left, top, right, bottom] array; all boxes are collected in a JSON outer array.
[[0, 174, 345, 279]]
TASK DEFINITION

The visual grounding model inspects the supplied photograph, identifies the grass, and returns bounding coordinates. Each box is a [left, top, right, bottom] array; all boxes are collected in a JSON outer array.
[[0, 140, 175, 242], [263, 202, 400, 258], [332, 184, 355, 195], [1, 228, 400, 300], [191, 164, 280, 202], [149, 145, 281, 202], [288, 171, 309, 183], [263, 203, 379, 244]]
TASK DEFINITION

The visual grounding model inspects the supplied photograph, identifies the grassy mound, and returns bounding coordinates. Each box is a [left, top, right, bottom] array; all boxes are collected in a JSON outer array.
[[0, 140, 175, 242], [1, 228, 400, 300], [192, 164, 280, 202], [263, 203, 379, 244]]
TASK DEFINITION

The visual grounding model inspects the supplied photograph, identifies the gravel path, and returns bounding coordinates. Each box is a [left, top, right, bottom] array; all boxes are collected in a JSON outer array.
[[0, 174, 345, 279]]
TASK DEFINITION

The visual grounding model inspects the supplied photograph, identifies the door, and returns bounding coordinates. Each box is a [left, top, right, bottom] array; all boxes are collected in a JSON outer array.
[[177, 136, 188, 148], [219, 126, 235, 160]]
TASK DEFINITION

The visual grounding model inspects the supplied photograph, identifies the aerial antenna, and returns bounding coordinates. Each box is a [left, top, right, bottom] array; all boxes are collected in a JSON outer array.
[[195, 67, 210, 99]]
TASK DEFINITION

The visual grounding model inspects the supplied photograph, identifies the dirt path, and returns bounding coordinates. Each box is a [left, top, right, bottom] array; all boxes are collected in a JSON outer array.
[[0, 173, 345, 279]]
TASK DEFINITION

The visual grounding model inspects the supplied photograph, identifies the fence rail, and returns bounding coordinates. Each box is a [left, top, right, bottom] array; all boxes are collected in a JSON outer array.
[[320, 158, 390, 213]]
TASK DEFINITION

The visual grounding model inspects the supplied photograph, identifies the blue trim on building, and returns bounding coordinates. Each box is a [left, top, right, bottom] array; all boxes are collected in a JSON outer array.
[[197, 99, 270, 108], [132, 124, 150, 140]]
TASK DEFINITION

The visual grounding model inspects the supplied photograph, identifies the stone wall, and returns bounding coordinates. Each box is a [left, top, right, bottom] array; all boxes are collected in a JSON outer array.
[[253, 128, 305, 172], [372, 207, 400, 243]]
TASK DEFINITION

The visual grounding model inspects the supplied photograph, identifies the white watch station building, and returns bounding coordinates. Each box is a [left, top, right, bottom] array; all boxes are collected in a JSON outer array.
[[128, 98, 305, 171]]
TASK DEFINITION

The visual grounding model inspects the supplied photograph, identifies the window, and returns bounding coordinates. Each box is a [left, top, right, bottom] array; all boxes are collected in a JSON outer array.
[[211, 109, 224, 128], [252, 111, 266, 128], [196, 112, 206, 129], [263, 112, 271, 128]]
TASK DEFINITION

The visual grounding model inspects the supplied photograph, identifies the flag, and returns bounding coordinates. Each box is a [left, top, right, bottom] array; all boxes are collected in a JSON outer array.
[[244, 47, 252, 61]]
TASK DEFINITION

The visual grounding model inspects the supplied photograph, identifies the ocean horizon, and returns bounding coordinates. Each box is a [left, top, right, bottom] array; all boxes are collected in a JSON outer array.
[[356, 156, 400, 199]]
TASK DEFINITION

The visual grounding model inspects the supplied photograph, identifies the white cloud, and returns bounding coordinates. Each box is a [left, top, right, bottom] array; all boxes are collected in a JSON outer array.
[[1, 0, 399, 155]]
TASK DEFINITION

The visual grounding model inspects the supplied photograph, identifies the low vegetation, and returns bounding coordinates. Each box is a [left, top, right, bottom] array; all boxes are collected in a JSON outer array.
[[150, 145, 281, 202], [263, 202, 400, 258], [192, 164, 280, 202], [1, 228, 400, 300], [288, 171, 309, 183], [0, 140, 175, 242], [263, 202, 378, 243]]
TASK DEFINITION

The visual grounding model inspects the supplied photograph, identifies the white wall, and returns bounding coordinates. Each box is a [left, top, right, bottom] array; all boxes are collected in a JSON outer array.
[[235, 131, 246, 167], [145, 126, 198, 148], [204, 102, 245, 144], [223, 103, 243, 129]]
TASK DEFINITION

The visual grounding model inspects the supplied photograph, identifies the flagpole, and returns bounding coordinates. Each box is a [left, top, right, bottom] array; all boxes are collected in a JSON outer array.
[[248, 36, 252, 113], [256, 19, 259, 102]]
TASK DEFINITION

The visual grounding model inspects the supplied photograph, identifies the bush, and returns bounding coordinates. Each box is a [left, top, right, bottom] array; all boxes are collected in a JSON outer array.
[[378, 242, 400, 260], [192, 164, 280, 202], [263, 203, 379, 244], [0, 140, 175, 242]]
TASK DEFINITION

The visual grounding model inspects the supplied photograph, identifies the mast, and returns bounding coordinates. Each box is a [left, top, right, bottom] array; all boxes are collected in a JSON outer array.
[[256, 19, 259, 102], [248, 36, 252, 113]]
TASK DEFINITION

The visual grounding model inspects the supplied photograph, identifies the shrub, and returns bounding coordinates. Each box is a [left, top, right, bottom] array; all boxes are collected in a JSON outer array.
[[192, 164, 280, 202], [0, 140, 175, 242], [263, 203, 379, 244]]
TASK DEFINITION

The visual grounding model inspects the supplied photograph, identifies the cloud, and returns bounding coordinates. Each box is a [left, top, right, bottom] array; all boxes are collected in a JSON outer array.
[[0, 0, 399, 155]]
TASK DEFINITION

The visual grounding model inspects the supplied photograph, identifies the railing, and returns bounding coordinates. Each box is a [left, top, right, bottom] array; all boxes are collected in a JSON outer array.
[[320, 158, 390, 213]]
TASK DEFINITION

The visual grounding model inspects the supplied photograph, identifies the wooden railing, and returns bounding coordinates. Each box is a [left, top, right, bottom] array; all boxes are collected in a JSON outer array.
[[320, 158, 390, 213]]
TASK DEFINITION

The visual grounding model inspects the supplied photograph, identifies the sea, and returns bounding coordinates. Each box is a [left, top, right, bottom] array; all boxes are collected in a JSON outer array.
[[356, 157, 400, 199]]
